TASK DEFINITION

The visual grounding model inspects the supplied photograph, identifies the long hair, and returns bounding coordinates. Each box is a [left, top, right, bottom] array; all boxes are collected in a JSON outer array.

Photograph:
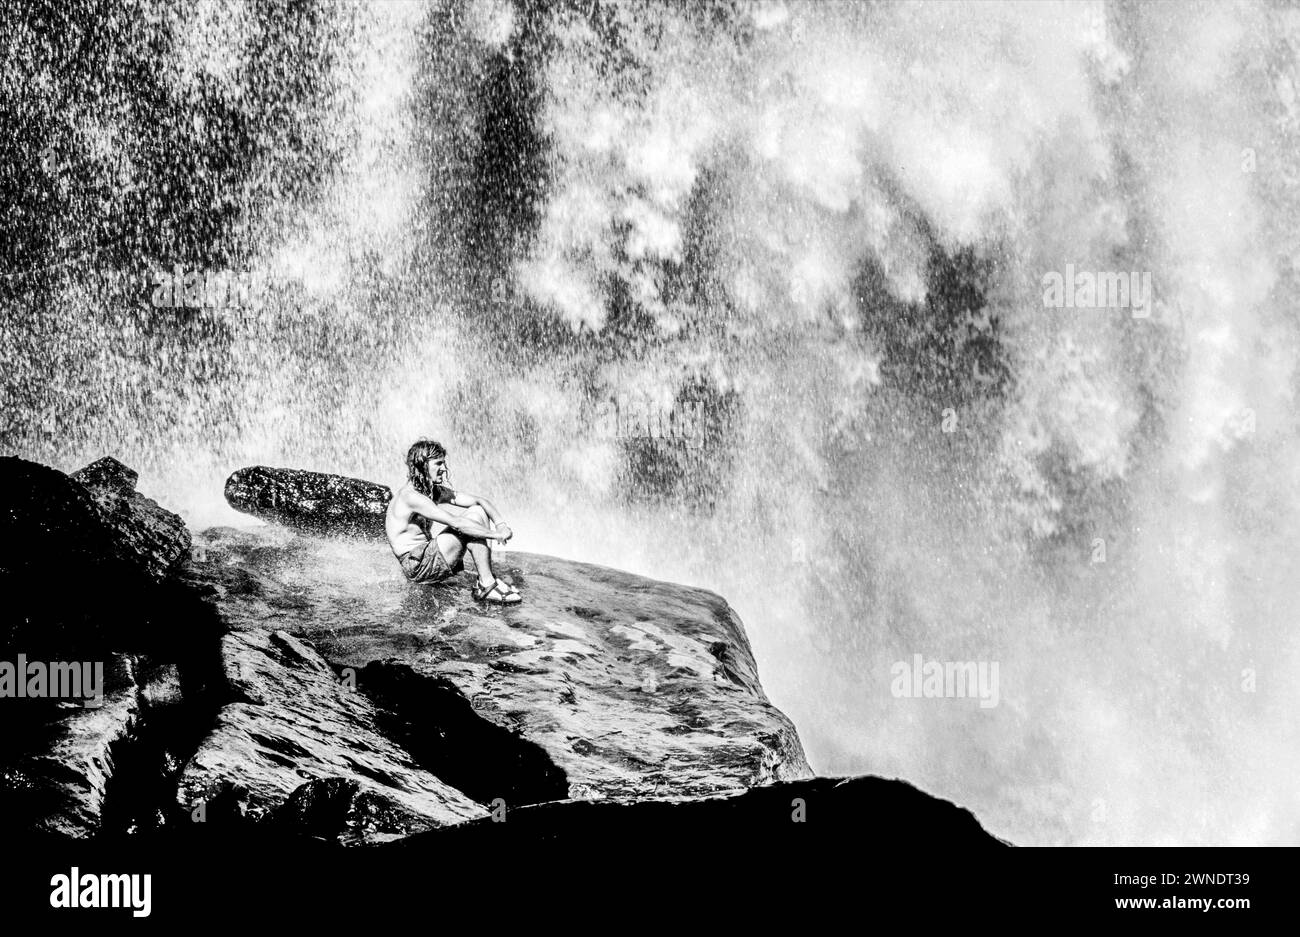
[[405, 438, 446, 498]]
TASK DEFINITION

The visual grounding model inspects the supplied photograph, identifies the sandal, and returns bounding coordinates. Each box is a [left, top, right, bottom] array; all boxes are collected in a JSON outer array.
[[473, 578, 521, 605]]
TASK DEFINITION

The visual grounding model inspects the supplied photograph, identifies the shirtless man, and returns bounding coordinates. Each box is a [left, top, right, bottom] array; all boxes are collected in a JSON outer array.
[[385, 438, 521, 604]]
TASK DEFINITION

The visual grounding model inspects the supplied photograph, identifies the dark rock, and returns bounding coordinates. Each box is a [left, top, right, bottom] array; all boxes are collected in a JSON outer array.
[[387, 774, 1009, 855], [0, 655, 138, 837], [224, 466, 391, 539], [0, 649, 205, 838], [72, 456, 191, 581], [71, 455, 138, 493], [0, 457, 133, 653], [0, 456, 194, 655], [186, 526, 812, 805], [175, 629, 486, 841], [270, 777, 443, 845], [96, 655, 208, 837], [135, 658, 183, 710], [356, 663, 570, 808], [1, 457, 227, 838]]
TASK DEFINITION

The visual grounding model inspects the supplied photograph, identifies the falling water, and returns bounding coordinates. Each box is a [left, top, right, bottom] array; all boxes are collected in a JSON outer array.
[[2, 0, 1298, 845]]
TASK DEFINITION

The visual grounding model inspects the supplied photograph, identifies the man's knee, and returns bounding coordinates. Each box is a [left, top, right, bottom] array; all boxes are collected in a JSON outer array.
[[437, 531, 466, 555], [465, 504, 489, 525]]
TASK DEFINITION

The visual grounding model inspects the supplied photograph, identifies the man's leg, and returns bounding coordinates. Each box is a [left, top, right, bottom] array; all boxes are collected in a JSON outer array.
[[432, 503, 496, 588], [456, 504, 497, 590], [433, 529, 467, 574], [436, 504, 517, 601]]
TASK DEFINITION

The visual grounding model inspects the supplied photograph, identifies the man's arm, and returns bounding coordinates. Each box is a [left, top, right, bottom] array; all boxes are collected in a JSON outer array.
[[449, 490, 504, 524], [407, 490, 507, 540]]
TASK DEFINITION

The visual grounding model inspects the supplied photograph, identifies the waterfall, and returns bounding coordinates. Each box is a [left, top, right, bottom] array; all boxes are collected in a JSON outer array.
[[2, 0, 1297, 845]]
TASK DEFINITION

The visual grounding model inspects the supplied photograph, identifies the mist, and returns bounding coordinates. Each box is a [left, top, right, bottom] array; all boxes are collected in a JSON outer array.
[[2, 0, 1297, 845]]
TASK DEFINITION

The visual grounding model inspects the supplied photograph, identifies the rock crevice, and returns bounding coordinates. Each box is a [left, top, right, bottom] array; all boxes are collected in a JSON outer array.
[[356, 661, 570, 808]]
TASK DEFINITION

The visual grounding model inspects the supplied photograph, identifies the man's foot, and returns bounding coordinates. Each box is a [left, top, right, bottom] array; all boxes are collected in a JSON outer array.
[[473, 578, 521, 605]]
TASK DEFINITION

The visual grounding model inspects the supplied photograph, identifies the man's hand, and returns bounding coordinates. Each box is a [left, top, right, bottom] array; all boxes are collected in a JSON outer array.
[[494, 523, 514, 543]]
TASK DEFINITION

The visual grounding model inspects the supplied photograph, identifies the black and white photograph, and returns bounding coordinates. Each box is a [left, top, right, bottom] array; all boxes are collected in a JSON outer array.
[[1, 0, 1291, 922]]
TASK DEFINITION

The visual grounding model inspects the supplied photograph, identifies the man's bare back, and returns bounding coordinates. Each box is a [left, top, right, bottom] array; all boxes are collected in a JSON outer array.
[[385, 483, 452, 558]]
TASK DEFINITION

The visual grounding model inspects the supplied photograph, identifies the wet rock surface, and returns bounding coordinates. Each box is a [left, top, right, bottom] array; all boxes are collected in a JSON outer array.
[[0, 654, 194, 838], [268, 777, 456, 845], [185, 524, 813, 803], [0, 656, 139, 837], [175, 629, 486, 839]]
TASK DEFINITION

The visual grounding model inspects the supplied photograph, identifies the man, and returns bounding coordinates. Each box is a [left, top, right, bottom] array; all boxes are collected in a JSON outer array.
[[385, 438, 521, 605]]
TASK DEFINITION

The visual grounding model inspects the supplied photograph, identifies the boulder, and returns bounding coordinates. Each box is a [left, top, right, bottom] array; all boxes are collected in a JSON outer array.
[[186, 526, 812, 806], [0, 457, 215, 838], [71, 454, 140, 492], [0, 456, 190, 655], [72, 456, 191, 581], [1, 457, 123, 651], [175, 629, 487, 841], [224, 466, 391, 538]]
